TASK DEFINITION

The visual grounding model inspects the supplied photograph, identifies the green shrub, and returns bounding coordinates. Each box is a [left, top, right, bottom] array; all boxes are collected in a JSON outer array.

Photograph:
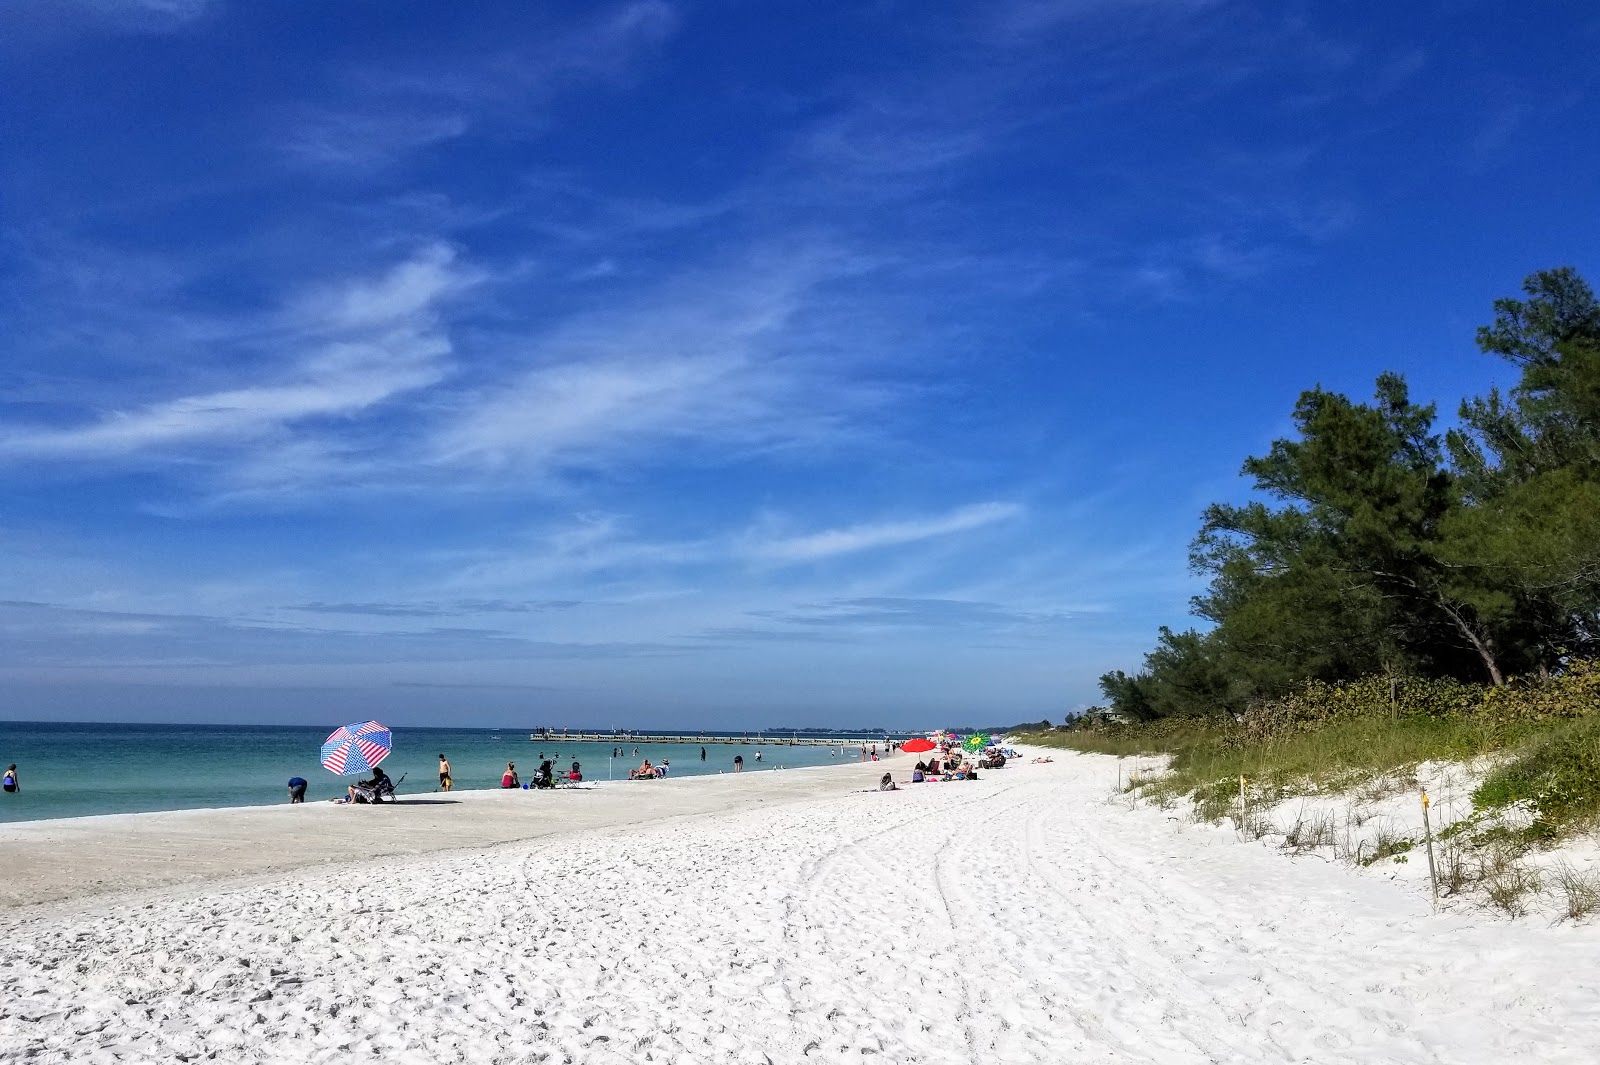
[[1472, 717, 1600, 839]]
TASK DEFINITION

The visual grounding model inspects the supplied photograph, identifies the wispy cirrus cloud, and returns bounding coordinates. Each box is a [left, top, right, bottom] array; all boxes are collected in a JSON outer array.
[[0, 599, 673, 672], [692, 596, 1071, 648], [989, 0, 1219, 40], [26, 0, 217, 35], [284, 0, 679, 170], [762, 596, 1069, 630], [0, 243, 470, 464], [750, 502, 1023, 563], [289, 599, 581, 617], [426, 247, 889, 479]]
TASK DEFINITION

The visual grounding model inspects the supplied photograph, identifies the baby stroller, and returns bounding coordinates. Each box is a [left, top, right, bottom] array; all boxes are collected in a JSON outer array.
[[532, 760, 555, 789], [350, 773, 401, 804]]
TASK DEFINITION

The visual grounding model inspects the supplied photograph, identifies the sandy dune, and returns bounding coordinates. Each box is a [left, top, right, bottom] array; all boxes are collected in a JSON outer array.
[[3, 752, 1598, 1063]]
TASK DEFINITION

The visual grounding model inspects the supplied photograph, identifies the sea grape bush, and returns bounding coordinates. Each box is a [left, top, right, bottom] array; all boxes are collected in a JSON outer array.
[[1240, 660, 1600, 744]]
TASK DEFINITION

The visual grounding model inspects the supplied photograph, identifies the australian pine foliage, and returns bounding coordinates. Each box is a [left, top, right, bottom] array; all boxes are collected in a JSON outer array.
[[1096, 268, 1600, 723]]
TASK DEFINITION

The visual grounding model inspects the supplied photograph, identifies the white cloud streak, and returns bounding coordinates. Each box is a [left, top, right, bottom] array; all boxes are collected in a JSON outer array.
[[752, 502, 1023, 563], [0, 244, 468, 460], [284, 1, 679, 170], [427, 249, 880, 478]]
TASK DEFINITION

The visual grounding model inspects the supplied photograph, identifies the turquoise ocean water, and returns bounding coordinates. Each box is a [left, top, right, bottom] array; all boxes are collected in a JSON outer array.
[[0, 722, 893, 824]]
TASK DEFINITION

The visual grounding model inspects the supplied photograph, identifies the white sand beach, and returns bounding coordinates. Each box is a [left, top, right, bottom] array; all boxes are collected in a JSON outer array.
[[4, 751, 1599, 1064]]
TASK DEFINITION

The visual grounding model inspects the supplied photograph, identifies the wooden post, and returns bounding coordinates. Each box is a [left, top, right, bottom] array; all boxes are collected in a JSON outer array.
[[1239, 774, 1247, 833], [1421, 790, 1439, 910]]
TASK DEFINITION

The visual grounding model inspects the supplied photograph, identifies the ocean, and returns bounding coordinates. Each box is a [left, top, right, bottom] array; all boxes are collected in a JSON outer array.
[[0, 721, 893, 824]]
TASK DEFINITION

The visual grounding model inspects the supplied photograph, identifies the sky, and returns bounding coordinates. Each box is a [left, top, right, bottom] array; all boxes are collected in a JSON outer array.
[[2, 0, 1598, 728]]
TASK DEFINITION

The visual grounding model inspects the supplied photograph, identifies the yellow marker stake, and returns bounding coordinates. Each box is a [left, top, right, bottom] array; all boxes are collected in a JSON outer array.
[[1421, 788, 1439, 909]]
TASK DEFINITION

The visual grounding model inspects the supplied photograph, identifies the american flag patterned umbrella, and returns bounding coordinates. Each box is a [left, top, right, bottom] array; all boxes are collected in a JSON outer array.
[[321, 720, 393, 775]]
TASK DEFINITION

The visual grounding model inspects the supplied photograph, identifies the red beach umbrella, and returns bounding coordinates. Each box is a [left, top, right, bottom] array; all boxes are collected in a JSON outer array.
[[901, 738, 936, 754]]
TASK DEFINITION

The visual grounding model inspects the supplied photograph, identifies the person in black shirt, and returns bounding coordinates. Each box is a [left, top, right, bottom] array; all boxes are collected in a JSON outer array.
[[346, 765, 390, 803]]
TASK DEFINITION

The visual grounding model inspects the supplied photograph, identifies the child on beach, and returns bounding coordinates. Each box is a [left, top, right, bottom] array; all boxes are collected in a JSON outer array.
[[438, 754, 453, 792]]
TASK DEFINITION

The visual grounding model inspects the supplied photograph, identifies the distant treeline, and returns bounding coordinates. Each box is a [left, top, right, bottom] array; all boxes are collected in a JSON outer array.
[[949, 720, 1053, 735], [1095, 268, 1600, 723]]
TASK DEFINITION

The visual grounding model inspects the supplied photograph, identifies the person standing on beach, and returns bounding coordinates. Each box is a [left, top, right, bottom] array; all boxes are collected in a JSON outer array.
[[3, 764, 17, 794], [700, 746, 706, 761], [733, 754, 743, 772], [438, 754, 453, 792], [287, 776, 307, 803]]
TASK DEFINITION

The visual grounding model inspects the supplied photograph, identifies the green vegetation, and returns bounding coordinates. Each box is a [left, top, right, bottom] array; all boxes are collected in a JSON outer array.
[[1022, 712, 1521, 822], [1473, 718, 1600, 841], [1023, 660, 1600, 900], [1089, 268, 1600, 724], [1048, 269, 1600, 885]]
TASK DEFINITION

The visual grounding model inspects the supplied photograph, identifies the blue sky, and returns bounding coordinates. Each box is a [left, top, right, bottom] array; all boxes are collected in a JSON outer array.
[[2, 0, 1597, 728]]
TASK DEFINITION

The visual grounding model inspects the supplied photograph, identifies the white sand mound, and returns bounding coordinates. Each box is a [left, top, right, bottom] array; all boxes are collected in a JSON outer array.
[[3, 751, 1598, 1063]]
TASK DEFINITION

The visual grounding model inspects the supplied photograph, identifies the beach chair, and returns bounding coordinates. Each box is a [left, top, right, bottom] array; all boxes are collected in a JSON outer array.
[[350, 774, 401, 804]]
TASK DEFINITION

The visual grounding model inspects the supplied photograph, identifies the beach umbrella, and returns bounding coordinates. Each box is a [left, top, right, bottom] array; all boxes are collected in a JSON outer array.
[[963, 733, 990, 751], [321, 720, 393, 775], [901, 737, 936, 754]]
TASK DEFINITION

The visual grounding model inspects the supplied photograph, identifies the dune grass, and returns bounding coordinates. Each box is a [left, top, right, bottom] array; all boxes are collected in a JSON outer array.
[[1472, 717, 1600, 842], [1017, 711, 1600, 916], [1019, 715, 1529, 821]]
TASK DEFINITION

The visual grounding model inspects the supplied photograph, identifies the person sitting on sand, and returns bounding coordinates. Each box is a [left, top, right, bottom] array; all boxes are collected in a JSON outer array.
[[501, 762, 519, 789], [346, 764, 390, 803], [629, 759, 654, 780], [911, 766, 925, 783], [878, 772, 897, 791]]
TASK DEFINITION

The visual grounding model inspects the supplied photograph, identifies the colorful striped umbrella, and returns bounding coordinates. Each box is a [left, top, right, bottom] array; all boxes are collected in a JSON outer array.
[[321, 720, 393, 775]]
